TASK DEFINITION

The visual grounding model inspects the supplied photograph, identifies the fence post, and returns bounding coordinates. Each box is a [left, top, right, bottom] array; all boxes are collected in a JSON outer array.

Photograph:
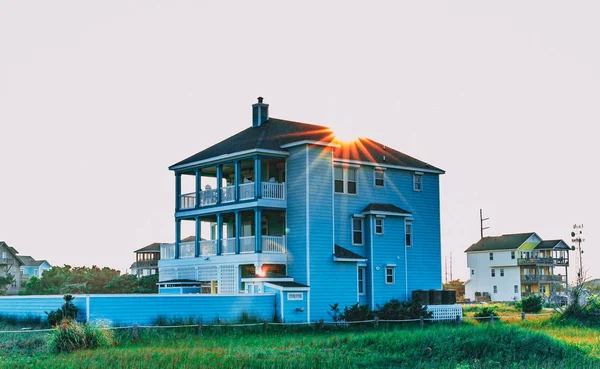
[[490, 314, 495, 325], [455, 315, 461, 326], [521, 312, 526, 321], [374, 317, 379, 329], [419, 316, 424, 329], [132, 323, 139, 340], [197, 322, 202, 336], [263, 320, 268, 334]]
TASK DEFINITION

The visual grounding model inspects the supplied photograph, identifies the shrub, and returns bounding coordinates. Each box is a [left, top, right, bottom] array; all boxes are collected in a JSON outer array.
[[521, 295, 543, 313], [474, 306, 499, 321], [47, 295, 79, 326], [328, 302, 373, 322], [48, 320, 114, 353], [376, 298, 432, 320]]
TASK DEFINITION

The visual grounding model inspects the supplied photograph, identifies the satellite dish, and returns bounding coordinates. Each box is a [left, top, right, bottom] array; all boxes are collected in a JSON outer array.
[[571, 232, 576, 237]]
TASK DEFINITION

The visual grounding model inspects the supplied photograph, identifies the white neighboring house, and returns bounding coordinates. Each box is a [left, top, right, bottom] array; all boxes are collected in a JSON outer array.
[[0, 241, 23, 295], [465, 232, 571, 302]]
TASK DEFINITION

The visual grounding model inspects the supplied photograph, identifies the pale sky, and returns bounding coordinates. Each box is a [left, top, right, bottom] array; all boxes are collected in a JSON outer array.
[[1, 1, 598, 281]]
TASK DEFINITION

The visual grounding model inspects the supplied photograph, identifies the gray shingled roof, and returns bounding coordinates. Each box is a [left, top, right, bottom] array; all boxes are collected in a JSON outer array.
[[464, 233, 536, 252], [170, 118, 443, 173], [134, 243, 162, 253], [265, 281, 309, 288], [535, 240, 571, 250], [334, 245, 366, 260], [361, 203, 412, 215], [17, 255, 46, 267]]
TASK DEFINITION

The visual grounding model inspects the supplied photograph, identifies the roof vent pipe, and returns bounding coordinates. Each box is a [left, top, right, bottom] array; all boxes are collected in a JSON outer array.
[[252, 97, 269, 127]]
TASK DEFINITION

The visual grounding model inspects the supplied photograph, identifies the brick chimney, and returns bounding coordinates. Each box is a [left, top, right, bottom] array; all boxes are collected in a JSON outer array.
[[252, 96, 269, 127]]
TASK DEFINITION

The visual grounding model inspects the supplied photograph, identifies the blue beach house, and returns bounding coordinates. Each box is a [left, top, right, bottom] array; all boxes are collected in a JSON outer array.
[[158, 98, 444, 322]]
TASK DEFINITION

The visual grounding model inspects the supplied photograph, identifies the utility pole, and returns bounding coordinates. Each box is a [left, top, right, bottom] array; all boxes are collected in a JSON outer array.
[[480, 209, 490, 239], [570, 224, 585, 284]]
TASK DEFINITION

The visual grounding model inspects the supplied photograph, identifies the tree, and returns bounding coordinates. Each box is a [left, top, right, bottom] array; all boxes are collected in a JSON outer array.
[[0, 272, 15, 295], [443, 279, 465, 302]]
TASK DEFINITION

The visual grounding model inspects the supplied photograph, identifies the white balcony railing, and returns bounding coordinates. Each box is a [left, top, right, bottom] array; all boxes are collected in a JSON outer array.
[[179, 193, 196, 209], [221, 185, 235, 203], [262, 235, 286, 253], [240, 236, 255, 253], [180, 242, 195, 259], [200, 189, 218, 206], [199, 240, 217, 256], [161, 243, 175, 260], [262, 182, 285, 200], [221, 238, 236, 255], [239, 183, 255, 200]]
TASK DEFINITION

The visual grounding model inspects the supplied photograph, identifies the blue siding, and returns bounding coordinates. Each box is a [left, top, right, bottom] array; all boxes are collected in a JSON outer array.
[[0, 294, 275, 326], [334, 166, 442, 306], [286, 146, 308, 285], [307, 146, 357, 321], [264, 286, 308, 323]]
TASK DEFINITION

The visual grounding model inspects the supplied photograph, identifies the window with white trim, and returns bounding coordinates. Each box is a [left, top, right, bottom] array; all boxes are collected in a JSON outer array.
[[374, 169, 384, 187], [493, 285, 497, 293], [413, 174, 422, 191], [500, 268, 504, 277], [334, 167, 357, 194], [491, 269, 496, 277], [287, 292, 303, 300], [489, 252, 493, 260], [358, 267, 366, 295], [471, 269, 475, 275], [352, 217, 364, 245], [405, 220, 412, 247], [375, 218, 384, 235], [385, 266, 395, 284], [514, 285, 518, 293]]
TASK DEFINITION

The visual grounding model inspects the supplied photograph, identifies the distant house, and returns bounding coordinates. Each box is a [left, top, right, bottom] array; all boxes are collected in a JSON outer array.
[[464, 232, 570, 302], [0, 241, 23, 295], [18, 256, 51, 282], [131, 242, 162, 277], [158, 98, 445, 322]]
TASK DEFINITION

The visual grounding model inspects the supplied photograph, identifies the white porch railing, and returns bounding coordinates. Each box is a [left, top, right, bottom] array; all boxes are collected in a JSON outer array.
[[200, 189, 218, 206], [180, 242, 195, 259], [179, 192, 196, 209], [200, 240, 217, 256], [221, 185, 235, 203], [239, 183, 255, 200], [262, 236, 286, 253], [262, 182, 285, 200], [221, 238, 236, 255], [161, 244, 175, 260], [240, 236, 255, 253]]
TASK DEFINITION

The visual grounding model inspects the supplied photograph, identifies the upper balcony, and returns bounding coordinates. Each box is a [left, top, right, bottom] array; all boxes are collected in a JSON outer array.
[[176, 157, 286, 215], [518, 257, 569, 266], [0, 257, 15, 265], [520, 274, 566, 283]]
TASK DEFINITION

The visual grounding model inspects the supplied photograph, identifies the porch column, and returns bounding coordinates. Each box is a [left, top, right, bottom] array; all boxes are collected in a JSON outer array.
[[235, 211, 241, 254], [175, 219, 181, 259], [216, 213, 223, 255], [216, 165, 222, 204], [255, 208, 262, 253], [195, 216, 200, 257], [175, 173, 181, 211], [195, 168, 201, 209], [234, 161, 240, 202], [254, 157, 261, 198]]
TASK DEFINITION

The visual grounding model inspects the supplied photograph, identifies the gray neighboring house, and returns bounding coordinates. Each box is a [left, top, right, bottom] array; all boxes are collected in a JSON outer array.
[[130, 242, 162, 277], [18, 255, 52, 282], [0, 241, 23, 295]]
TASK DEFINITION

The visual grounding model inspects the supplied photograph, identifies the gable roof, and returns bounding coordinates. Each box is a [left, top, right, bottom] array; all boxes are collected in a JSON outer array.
[[535, 240, 571, 251], [0, 241, 23, 266], [361, 203, 412, 216], [464, 232, 536, 252], [170, 118, 443, 173]]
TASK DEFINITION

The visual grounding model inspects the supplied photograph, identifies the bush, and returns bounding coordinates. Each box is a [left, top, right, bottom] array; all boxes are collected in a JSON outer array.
[[474, 306, 499, 321], [48, 320, 114, 353], [328, 302, 373, 322], [376, 298, 432, 320], [47, 295, 79, 326], [521, 295, 543, 313]]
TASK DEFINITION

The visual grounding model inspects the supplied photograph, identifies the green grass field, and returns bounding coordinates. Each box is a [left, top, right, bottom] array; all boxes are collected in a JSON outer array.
[[1, 306, 599, 369]]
